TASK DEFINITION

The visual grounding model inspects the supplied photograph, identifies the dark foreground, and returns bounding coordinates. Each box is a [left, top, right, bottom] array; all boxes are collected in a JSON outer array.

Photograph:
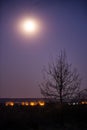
[[0, 104, 87, 130]]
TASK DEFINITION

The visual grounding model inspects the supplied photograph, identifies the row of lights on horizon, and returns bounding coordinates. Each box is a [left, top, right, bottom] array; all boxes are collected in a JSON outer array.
[[5, 101, 45, 107], [3, 101, 87, 107]]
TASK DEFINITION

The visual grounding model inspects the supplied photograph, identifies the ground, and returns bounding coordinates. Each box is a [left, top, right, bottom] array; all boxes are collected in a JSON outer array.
[[0, 104, 87, 130]]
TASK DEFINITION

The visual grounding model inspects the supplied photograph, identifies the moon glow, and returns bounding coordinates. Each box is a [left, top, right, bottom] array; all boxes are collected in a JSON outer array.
[[18, 18, 41, 37], [21, 19, 37, 34]]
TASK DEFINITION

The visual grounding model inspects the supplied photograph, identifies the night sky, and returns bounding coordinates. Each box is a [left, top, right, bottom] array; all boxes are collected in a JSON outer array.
[[0, 0, 87, 98]]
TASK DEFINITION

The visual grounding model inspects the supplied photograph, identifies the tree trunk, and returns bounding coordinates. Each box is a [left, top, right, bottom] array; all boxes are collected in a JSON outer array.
[[60, 89, 62, 104], [59, 89, 64, 127]]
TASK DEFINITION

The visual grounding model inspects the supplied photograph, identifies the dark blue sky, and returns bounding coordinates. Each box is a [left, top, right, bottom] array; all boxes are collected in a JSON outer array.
[[0, 0, 87, 98]]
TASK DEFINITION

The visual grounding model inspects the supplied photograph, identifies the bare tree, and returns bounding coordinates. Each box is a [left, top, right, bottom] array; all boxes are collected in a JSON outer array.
[[40, 50, 81, 104], [77, 89, 87, 101]]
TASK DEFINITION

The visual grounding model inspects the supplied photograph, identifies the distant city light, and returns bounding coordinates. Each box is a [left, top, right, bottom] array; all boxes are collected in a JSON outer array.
[[38, 101, 45, 106], [5, 102, 14, 106], [21, 102, 25, 106], [30, 101, 37, 106], [21, 101, 29, 106], [81, 101, 87, 104]]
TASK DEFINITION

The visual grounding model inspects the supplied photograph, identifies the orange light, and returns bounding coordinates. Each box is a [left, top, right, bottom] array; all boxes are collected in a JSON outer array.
[[21, 102, 25, 106], [21, 102, 29, 106], [30, 102, 37, 106], [10, 102, 14, 106], [25, 102, 29, 106], [5, 102, 9, 106], [38, 101, 45, 106], [81, 101, 85, 104], [5, 102, 14, 106]]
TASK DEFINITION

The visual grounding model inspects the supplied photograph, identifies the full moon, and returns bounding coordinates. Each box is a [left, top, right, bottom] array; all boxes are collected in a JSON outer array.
[[22, 19, 37, 33], [18, 18, 41, 36]]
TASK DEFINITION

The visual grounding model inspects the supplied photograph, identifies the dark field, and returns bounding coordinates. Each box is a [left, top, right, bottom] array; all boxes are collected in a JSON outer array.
[[0, 104, 87, 130]]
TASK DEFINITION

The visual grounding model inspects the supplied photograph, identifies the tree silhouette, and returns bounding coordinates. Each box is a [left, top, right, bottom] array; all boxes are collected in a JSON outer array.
[[78, 89, 87, 101], [40, 50, 81, 104]]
